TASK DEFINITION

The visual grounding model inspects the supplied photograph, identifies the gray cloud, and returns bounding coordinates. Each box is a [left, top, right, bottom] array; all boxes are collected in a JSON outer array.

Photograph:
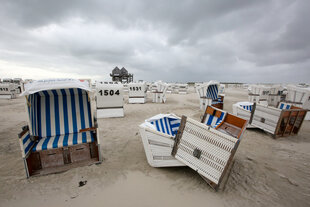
[[0, 0, 309, 83]]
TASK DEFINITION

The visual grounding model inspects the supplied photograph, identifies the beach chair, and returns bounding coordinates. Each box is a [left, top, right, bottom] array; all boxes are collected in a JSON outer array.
[[232, 102, 255, 128], [139, 114, 186, 167], [152, 81, 168, 103], [178, 84, 188, 95], [171, 106, 247, 190], [0, 83, 16, 99], [285, 85, 310, 120], [96, 82, 124, 118], [128, 82, 147, 103], [267, 85, 286, 107], [250, 102, 307, 137], [248, 85, 271, 103], [197, 81, 224, 111], [18, 79, 101, 177]]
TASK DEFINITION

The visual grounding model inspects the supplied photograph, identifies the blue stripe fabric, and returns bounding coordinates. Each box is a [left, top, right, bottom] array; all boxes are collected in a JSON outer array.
[[207, 115, 214, 126], [37, 95, 42, 137], [22, 134, 30, 145], [25, 88, 95, 153], [32, 132, 94, 151], [43, 91, 51, 137], [52, 90, 61, 136], [204, 111, 226, 128], [86, 93, 92, 128], [159, 119, 166, 134], [280, 103, 284, 109], [286, 105, 291, 109], [164, 117, 170, 135], [53, 135, 60, 148], [78, 89, 87, 143], [42, 136, 51, 150], [206, 85, 219, 100], [149, 116, 180, 136], [69, 89, 78, 133], [61, 89, 70, 135]]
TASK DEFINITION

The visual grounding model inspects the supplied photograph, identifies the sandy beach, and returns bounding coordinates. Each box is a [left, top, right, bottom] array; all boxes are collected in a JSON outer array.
[[0, 87, 309, 207]]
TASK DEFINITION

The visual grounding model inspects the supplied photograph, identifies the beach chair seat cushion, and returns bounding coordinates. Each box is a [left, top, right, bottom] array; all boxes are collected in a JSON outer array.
[[203, 107, 227, 128], [32, 131, 94, 152]]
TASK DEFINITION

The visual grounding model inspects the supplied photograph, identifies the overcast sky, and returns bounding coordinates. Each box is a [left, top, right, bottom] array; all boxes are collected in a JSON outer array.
[[0, 0, 309, 83]]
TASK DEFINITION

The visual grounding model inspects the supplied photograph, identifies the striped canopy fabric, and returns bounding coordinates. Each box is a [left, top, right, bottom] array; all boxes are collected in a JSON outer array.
[[149, 117, 181, 136], [204, 109, 227, 128], [206, 84, 219, 100], [278, 102, 291, 110], [241, 104, 253, 111], [26, 88, 93, 152]]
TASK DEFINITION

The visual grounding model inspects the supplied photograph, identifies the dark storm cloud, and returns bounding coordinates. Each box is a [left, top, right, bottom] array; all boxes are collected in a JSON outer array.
[[0, 0, 309, 83]]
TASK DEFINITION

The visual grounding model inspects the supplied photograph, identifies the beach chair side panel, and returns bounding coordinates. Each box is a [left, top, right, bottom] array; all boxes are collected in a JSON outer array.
[[250, 104, 281, 134], [274, 106, 307, 137], [139, 126, 185, 167], [172, 116, 240, 190]]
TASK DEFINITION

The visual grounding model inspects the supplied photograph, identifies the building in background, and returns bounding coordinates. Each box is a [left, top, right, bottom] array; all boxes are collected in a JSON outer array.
[[110, 66, 133, 83]]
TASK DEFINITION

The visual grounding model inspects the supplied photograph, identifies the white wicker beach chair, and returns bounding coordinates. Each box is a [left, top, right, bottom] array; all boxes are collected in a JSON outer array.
[[250, 103, 307, 137], [0, 83, 16, 99], [171, 106, 248, 190], [152, 81, 168, 103]]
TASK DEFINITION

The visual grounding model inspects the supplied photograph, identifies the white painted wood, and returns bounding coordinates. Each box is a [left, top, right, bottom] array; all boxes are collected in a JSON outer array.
[[97, 108, 124, 118], [139, 125, 185, 167], [174, 117, 240, 185]]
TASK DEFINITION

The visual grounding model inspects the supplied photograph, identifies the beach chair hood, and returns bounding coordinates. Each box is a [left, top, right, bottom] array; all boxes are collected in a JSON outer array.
[[140, 114, 180, 131], [21, 79, 91, 96]]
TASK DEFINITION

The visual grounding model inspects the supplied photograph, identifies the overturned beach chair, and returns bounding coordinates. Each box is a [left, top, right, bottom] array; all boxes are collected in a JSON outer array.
[[0, 83, 16, 99], [128, 82, 147, 104], [96, 82, 124, 118], [171, 106, 247, 190], [18, 79, 101, 177], [152, 81, 168, 103], [250, 102, 307, 137], [139, 114, 186, 167], [232, 102, 255, 128], [196, 81, 224, 111]]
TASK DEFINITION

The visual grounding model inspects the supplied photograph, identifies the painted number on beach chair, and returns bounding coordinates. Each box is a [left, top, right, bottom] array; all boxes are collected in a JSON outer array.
[[98, 90, 120, 96], [129, 87, 142, 91]]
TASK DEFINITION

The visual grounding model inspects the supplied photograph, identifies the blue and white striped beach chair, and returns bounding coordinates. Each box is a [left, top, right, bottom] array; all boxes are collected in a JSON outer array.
[[197, 81, 224, 110], [139, 114, 185, 167], [18, 79, 101, 177]]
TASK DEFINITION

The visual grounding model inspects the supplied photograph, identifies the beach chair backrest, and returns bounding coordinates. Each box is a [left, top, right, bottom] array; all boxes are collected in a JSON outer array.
[[239, 103, 253, 111], [149, 117, 181, 136], [206, 84, 219, 100], [202, 106, 227, 128], [27, 88, 92, 138]]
